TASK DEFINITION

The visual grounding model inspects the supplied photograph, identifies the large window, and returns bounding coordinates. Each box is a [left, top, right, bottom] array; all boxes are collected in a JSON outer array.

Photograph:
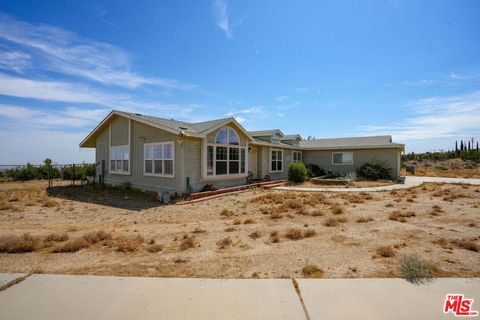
[[293, 151, 302, 163], [207, 127, 246, 176], [332, 152, 353, 165], [110, 145, 129, 173], [144, 142, 174, 177], [271, 149, 283, 172]]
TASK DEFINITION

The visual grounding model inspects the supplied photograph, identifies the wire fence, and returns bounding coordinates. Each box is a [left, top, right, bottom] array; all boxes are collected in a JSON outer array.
[[0, 163, 96, 188]]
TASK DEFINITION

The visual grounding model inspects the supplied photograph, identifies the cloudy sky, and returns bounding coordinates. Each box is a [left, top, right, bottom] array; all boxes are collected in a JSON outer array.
[[0, 0, 479, 164]]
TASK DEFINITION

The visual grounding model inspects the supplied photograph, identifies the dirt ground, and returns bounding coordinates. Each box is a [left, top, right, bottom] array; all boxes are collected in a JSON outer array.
[[296, 180, 394, 188], [402, 159, 480, 178], [0, 180, 479, 279]]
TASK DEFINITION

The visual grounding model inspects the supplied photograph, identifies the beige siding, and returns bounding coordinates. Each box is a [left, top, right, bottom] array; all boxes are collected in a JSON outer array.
[[257, 146, 294, 180], [302, 148, 401, 180], [183, 138, 202, 190], [110, 115, 129, 146]]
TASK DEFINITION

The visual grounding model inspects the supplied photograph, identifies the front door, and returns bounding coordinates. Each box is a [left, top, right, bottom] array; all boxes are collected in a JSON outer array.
[[249, 147, 257, 179]]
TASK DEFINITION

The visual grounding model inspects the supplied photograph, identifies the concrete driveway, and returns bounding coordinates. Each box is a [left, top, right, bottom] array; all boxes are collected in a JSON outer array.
[[0, 273, 478, 320]]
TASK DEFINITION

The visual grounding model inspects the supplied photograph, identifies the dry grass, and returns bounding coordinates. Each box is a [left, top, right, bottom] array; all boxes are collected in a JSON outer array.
[[217, 237, 232, 249], [452, 239, 479, 252], [324, 217, 347, 227], [115, 235, 144, 252], [147, 243, 164, 253], [249, 231, 262, 240], [310, 209, 324, 217], [330, 204, 345, 215], [302, 264, 324, 278], [389, 210, 416, 222], [52, 238, 89, 253], [44, 232, 69, 242], [285, 228, 303, 240], [304, 229, 317, 238], [179, 235, 196, 251], [270, 212, 283, 220], [0, 234, 37, 253], [192, 227, 207, 234], [243, 218, 255, 224], [356, 217, 374, 223], [376, 246, 396, 257], [83, 230, 112, 244]]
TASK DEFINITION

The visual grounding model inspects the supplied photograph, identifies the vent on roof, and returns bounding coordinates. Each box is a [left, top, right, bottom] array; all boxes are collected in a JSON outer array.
[[179, 126, 188, 130], [135, 113, 142, 116]]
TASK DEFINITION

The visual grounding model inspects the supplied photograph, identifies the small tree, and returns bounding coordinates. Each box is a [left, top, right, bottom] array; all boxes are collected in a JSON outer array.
[[288, 162, 307, 183]]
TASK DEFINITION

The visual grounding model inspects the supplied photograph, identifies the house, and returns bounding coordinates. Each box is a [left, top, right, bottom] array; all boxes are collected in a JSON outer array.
[[80, 110, 404, 194]]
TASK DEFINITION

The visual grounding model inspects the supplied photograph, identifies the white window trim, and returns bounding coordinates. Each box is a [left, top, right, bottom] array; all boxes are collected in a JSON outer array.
[[292, 151, 302, 163], [143, 141, 175, 178], [202, 126, 248, 180], [332, 152, 353, 165], [109, 120, 131, 175], [270, 148, 283, 173]]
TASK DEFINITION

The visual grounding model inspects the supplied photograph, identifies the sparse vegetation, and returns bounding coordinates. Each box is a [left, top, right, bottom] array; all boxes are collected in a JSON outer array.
[[180, 235, 196, 251], [249, 231, 262, 240], [389, 210, 415, 222], [400, 254, 432, 284], [52, 238, 89, 253], [217, 237, 232, 249], [376, 246, 396, 257], [302, 264, 324, 278], [0, 234, 37, 253], [356, 216, 374, 223]]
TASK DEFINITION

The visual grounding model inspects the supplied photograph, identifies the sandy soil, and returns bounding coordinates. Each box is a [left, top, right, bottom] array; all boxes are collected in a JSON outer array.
[[0, 180, 479, 279], [296, 180, 395, 188], [402, 159, 480, 178]]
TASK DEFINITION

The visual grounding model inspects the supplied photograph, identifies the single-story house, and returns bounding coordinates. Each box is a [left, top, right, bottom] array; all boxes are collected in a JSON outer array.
[[80, 110, 404, 194]]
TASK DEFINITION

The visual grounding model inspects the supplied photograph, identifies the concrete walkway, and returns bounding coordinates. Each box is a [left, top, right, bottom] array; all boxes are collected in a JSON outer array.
[[274, 176, 480, 192], [0, 273, 479, 319]]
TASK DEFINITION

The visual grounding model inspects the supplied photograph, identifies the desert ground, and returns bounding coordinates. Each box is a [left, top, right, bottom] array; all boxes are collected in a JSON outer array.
[[0, 179, 479, 279], [402, 158, 480, 178]]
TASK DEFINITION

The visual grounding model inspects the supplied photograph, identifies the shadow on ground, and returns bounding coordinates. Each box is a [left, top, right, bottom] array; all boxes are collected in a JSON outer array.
[[46, 185, 161, 211]]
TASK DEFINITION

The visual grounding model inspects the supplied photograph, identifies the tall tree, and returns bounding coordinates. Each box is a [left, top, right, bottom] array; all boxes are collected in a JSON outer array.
[[455, 140, 458, 153], [460, 140, 464, 151], [468, 141, 471, 150], [477, 141, 479, 152]]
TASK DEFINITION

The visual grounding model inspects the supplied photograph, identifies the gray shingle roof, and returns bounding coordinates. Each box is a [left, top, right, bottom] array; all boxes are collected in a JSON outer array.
[[248, 129, 284, 137], [281, 134, 302, 141], [116, 111, 232, 135], [299, 135, 404, 149]]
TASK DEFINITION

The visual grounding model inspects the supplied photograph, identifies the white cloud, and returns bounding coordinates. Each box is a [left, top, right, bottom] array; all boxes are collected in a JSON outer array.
[[213, 0, 232, 38], [0, 13, 196, 90], [357, 91, 480, 150], [0, 50, 31, 72], [275, 95, 287, 102]]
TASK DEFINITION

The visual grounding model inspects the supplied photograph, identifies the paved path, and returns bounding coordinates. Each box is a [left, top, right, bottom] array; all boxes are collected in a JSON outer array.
[[274, 176, 480, 192], [0, 273, 26, 287], [0, 274, 479, 319]]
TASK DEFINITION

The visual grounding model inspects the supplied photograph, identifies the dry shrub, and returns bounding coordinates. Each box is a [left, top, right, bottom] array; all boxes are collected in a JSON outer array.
[[243, 218, 255, 224], [116, 235, 144, 252], [282, 199, 304, 210], [310, 209, 324, 217], [233, 219, 241, 225], [180, 235, 196, 251], [192, 227, 206, 234], [342, 194, 364, 204], [0, 203, 14, 211], [217, 237, 232, 249], [356, 217, 374, 223], [330, 204, 345, 215], [249, 231, 262, 240], [83, 230, 112, 244], [406, 197, 414, 202], [52, 238, 89, 253], [385, 203, 394, 208], [285, 228, 303, 240], [225, 227, 236, 232], [270, 212, 283, 220], [0, 233, 37, 253], [220, 208, 233, 216], [376, 246, 396, 257], [304, 229, 316, 238], [8, 196, 19, 202], [147, 243, 164, 253], [44, 232, 69, 242], [452, 239, 479, 252], [389, 210, 415, 222], [324, 218, 338, 227], [260, 207, 271, 215], [302, 264, 324, 278]]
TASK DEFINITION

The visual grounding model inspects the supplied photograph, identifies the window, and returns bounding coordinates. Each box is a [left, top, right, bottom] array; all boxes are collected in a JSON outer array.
[[207, 127, 246, 176], [293, 151, 302, 163], [144, 142, 175, 177], [271, 134, 280, 143], [271, 149, 283, 172], [110, 145, 129, 173], [332, 152, 353, 165]]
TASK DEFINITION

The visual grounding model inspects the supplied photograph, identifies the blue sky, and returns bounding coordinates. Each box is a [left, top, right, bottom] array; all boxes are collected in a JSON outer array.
[[0, 0, 479, 164]]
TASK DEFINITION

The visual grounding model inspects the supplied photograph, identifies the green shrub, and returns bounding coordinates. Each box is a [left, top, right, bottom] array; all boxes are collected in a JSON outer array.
[[400, 254, 431, 284], [305, 163, 325, 177], [357, 160, 392, 181], [288, 162, 308, 183], [201, 184, 218, 192]]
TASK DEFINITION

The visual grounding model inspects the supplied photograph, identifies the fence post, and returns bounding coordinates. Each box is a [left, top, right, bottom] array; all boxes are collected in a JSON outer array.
[[72, 163, 75, 186]]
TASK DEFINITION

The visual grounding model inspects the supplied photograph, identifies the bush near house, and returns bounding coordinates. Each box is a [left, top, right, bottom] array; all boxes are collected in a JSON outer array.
[[305, 163, 325, 178], [357, 160, 392, 181], [5, 159, 95, 181], [288, 162, 308, 183]]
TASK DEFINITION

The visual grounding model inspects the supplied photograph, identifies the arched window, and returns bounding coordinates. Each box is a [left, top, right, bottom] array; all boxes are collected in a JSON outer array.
[[208, 127, 246, 176]]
